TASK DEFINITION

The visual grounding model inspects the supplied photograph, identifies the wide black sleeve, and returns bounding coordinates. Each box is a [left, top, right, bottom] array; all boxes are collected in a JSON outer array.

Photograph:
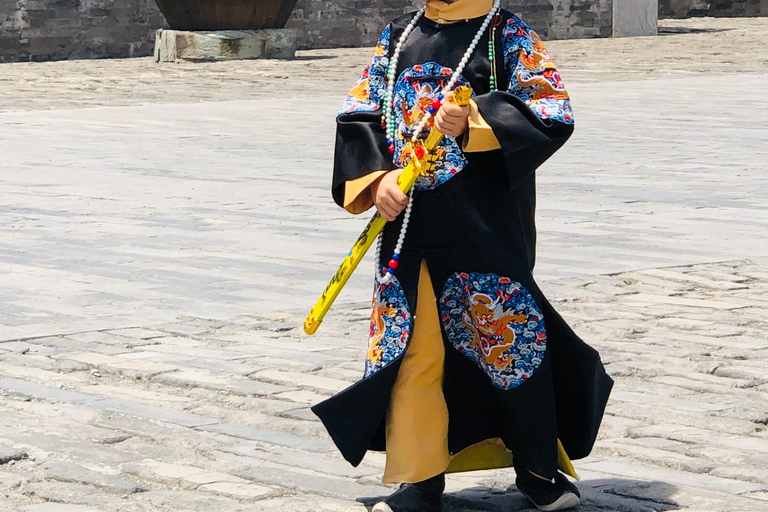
[[332, 111, 397, 207], [331, 24, 396, 208], [469, 14, 575, 192], [472, 92, 573, 191]]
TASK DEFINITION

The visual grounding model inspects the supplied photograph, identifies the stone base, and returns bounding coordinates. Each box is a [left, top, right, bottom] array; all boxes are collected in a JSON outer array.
[[613, 0, 658, 37], [154, 29, 297, 62]]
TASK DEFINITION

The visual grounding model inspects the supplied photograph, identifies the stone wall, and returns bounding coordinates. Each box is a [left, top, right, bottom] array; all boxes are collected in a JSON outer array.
[[287, 0, 614, 48], [0, 0, 614, 62], [659, 0, 768, 17], [0, 0, 166, 62]]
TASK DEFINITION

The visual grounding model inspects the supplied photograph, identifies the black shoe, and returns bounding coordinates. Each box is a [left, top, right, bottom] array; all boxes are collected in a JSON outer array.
[[372, 473, 445, 512], [515, 470, 580, 511]]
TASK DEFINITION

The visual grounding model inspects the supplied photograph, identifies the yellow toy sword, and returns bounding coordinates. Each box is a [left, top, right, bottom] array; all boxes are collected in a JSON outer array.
[[304, 86, 472, 335]]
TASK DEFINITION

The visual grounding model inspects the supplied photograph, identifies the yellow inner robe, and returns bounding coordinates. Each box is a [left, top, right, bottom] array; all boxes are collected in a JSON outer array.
[[382, 261, 578, 484]]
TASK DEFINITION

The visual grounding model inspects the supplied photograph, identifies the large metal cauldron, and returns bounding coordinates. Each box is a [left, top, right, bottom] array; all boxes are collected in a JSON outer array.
[[154, 0, 300, 31]]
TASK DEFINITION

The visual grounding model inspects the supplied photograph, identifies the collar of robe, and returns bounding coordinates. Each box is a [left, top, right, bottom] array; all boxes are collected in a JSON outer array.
[[424, 0, 495, 24]]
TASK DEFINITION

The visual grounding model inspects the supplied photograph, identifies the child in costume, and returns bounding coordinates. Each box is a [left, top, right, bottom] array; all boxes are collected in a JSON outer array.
[[312, 1, 613, 510]]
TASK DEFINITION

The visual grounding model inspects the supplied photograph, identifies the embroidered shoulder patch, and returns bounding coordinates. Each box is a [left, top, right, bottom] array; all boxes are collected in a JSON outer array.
[[339, 25, 391, 115], [439, 272, 547, 390], [502, 16, 574, 125], [366, 272, 412, 377]]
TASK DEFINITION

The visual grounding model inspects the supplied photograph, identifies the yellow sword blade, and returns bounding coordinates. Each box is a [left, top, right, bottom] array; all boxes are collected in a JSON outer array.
[[304, 86, 471, 335]]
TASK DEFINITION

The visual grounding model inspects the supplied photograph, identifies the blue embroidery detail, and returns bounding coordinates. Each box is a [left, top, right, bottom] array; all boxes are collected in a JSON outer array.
[[339, 25, 391, 115], [365, 271, 411, 377], [502, 16, 574, 125], [439, 272, 547, 390]]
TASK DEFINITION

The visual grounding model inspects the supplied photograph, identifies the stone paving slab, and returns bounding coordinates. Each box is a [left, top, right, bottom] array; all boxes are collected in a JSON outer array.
[[16, 505, 104, 512], [36, 462, 145, 495]]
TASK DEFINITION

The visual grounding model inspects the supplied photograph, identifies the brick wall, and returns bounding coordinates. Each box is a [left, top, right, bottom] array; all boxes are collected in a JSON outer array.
[[0, 0, 613, 62], [287, 0, 614, 49], [660, 0, 768, 17], [0, 0, 166, 62]]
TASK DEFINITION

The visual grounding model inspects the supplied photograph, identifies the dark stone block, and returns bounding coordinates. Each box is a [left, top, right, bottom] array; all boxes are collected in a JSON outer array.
[[0, 448, 28, 465]]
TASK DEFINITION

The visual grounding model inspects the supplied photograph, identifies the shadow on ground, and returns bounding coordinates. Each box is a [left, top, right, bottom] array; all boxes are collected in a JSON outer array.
[[657, 26, 730, 34], [359, 478, 680, 512], [293, 54, 337, 61]]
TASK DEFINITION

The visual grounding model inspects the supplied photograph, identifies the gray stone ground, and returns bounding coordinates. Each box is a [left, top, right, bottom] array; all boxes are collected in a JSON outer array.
[[1, 16, 767, 512]]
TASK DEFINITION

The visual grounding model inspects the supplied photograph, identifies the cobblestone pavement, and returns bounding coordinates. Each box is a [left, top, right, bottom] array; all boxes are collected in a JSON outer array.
[[1, 17, 768, 512]]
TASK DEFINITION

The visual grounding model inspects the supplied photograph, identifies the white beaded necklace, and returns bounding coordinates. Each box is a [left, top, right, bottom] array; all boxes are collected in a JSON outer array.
[[376, 0, 501, 285]]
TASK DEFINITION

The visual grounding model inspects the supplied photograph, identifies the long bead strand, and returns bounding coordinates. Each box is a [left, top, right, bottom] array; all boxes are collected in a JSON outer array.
[[489, 20, 498, 91], [376, 0, 501, 285], [384, 5, 426, 155]]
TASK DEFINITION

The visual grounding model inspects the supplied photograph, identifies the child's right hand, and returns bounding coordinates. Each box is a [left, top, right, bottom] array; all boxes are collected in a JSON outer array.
[[371, 169, 408, 221]]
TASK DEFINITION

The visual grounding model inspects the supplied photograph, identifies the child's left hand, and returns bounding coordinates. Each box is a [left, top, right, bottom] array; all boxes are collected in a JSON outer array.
[[434, 93, 470, 137]]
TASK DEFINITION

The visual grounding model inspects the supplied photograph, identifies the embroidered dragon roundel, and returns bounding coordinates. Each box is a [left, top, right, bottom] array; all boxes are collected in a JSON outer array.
[[392, 61, 471, 191], [439, 272, 547, 390]]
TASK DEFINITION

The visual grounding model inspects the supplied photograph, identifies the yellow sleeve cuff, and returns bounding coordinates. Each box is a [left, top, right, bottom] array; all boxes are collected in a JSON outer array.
[[462, 99, 501, 153], [343, 170, 388, 214]]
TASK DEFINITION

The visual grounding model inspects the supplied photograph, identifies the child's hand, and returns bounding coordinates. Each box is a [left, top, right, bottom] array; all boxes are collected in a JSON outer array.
[[371, 169, 408, 221], [434, 92, 470, 137]]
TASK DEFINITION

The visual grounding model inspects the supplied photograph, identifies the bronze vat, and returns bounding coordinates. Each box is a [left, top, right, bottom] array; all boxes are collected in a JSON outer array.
[[154, 0, 300, 31]]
